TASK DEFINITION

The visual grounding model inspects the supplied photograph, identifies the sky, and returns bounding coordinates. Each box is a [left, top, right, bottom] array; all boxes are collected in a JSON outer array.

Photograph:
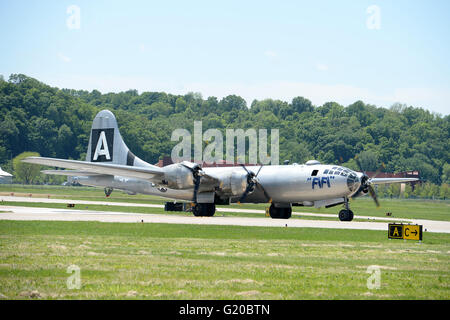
[[1, 0, 449, 114]]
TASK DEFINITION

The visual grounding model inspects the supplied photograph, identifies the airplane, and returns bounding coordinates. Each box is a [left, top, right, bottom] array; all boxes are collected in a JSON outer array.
[[0, 167, 13, 177], [22, 109, 419, 221]]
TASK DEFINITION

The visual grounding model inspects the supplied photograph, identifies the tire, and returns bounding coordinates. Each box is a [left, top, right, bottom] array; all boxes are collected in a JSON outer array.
[[192, 203, 216, 217], [283, 207, 292, 219], [192, 204, 202, 216], [338, 209, 347, 221], [269, 204, 280, 218], [269, 204, 291, 219], [338, 209, 353, 221], [348, 210, 354, 221], [206, 203, 216, 217]]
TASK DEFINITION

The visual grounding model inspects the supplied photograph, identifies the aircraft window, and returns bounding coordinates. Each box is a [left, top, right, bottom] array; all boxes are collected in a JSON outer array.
[[336, 167, 343, 171], [344, 169, 350, 173], [311, 170, 319, 176], [340, 172, 347, 176], [323, 169, 329, 174], [332, 167, 338, 170], [328, 171, 334, 175]]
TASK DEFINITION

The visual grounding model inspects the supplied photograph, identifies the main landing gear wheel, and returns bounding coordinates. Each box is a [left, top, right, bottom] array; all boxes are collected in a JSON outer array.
[[104, 187, 113, 197], [338, 209, 354, 221], [269, 204, 292, 219], [192, 203, 216, 217]]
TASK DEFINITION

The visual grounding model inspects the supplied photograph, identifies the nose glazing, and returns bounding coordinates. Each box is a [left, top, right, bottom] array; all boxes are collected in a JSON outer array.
[[346, 172, 360, 192]]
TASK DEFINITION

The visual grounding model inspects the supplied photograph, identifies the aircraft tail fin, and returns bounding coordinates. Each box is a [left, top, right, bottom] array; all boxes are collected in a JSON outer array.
[[86, 110, 148, 167]]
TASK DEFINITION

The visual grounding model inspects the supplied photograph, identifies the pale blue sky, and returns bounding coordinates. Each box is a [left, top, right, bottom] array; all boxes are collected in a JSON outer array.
[[1, 0, 449, 114]]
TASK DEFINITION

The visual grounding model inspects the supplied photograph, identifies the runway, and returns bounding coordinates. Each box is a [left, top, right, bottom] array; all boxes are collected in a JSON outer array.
[[1, 199, 450, 233], [0, 195, 428, 222]]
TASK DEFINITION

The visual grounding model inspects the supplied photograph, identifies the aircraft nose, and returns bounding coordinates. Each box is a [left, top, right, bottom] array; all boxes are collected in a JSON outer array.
[[346, 172, 360, 192]]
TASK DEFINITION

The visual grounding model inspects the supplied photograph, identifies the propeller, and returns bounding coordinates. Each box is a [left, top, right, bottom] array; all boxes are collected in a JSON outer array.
[[181, 163, 203, 203], [238, 164, 271, 204], [353, 155, 385, 208]]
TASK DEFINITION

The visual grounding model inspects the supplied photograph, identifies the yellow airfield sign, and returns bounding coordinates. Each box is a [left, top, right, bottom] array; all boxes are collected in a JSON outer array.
[[403, 225, 422, 240], [388, 223, 423, 241]]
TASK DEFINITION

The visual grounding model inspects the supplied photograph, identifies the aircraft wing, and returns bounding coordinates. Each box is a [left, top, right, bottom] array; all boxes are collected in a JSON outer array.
[[370, 177, 419, 185], [0, 170, 12, 177], [23, 157, 164, 181], [41, 170, 104, 176]]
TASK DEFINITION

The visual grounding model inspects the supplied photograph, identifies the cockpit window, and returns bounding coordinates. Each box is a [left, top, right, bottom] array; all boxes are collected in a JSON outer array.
[[332, 167, 338, 170], [323, 169, 329, 174], [311, 170, 319, 176], [336, 167, 343, 171], [328, 171, 334, 175]]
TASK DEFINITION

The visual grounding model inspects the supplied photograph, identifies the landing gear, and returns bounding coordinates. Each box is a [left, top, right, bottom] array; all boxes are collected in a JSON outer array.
[[269, 203, 292, 219], [192, 203, 216, 217], [338, 197, 354, 221], [338, 209, 354, 221], [104, 187, 113, 197]]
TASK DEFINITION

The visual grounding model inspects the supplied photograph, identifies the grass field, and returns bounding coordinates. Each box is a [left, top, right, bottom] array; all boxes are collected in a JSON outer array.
[[0, 220, 449, 300]]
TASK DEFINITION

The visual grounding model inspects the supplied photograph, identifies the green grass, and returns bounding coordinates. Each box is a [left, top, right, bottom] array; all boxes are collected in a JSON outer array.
[[0, 220, 449, 300]]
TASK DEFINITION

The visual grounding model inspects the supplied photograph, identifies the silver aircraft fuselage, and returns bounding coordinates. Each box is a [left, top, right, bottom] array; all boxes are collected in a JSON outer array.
[[74, 163, 362, 206]]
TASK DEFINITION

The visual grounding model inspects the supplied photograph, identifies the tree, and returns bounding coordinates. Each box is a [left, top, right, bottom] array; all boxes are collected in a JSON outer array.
[[442, 163, 450, 184], [219, 95, 247, 112], [0, 74, 447, 187], [292, 96, 313, 113], [13, 152, 41, 184]]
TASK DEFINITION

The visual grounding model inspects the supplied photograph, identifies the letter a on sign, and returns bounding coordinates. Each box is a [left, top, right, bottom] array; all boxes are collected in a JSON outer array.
[[393, 227, 399, 237], [388, 224, 403, 239]]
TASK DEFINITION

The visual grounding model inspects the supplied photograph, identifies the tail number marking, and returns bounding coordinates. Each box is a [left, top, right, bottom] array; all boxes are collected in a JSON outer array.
[[91, 128, 114, 162]]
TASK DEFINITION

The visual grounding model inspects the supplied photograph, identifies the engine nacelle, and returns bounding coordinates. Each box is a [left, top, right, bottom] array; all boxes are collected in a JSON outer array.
[[216, 170, 249, 197], [163, 163, 196, 189]]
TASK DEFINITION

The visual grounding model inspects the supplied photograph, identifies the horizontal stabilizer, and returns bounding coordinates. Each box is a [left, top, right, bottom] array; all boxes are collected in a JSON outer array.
[[370, 177, 419, 185], [23, 157, 164, 181]]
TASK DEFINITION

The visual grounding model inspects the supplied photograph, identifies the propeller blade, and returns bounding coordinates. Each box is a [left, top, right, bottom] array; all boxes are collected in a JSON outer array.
[[368, 184, 380, 207], [240, 164, 251, 175], [238, 183, 254, 203], [256, 182, 271, 203], [237, 164, 272, 204], [192, 175, 200, 202], [255, 165, 263, 177], [371, 163, 385, 179], [181, 163, 202, 203], [354, 155, 364, 173]]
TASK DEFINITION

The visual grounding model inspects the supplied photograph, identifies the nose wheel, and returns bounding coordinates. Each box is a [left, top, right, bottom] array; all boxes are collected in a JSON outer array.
[[339, 197, 354, 221], [339, 209, 354, 221]]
